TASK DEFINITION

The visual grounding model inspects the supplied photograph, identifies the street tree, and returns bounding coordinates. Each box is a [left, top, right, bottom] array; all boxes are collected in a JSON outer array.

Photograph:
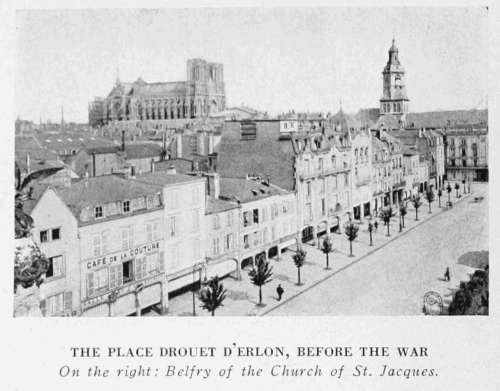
[[437, 188, 443, 208], [379, 206, 395, 237], [462, 179, 466, 193], [198, 275, 227, 316], [292, 247, 307, 285], [399, 203, 408, 228], [248, 254, 273, 306], [412, 195, 423, 221], [344, 221, 359, 257], [321, 235, 333, 270], [425, 188, 435, 213]]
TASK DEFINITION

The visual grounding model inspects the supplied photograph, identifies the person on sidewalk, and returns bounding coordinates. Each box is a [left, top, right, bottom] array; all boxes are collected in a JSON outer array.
[[276, 284, 284, 301], [374, 221, 379, 232], [444, 267, 451, 282]]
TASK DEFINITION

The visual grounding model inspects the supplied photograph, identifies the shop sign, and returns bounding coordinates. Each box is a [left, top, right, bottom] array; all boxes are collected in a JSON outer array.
[[85, 241, 161, 270]]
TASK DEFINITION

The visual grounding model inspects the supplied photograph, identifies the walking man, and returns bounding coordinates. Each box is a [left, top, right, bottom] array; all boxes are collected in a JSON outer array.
[[276, 284, 284, 301], [444, 267, 451, 282]]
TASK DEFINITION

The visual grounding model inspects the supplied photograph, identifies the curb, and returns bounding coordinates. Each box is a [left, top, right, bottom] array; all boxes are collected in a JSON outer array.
[[261, 192, 472, 316]]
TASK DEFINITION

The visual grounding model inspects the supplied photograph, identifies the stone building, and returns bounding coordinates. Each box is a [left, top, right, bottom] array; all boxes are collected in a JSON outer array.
[[89, 58, 226, 127]]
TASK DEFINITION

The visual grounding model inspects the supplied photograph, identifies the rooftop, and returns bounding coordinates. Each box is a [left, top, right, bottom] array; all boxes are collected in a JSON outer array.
[[219, 177, 290, 204], [134, 171, 203, 187], [206, 197, 239, 214]]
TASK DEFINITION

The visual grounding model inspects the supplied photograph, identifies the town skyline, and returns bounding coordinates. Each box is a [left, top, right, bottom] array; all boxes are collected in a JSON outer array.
[[16, 7, 487, 123]]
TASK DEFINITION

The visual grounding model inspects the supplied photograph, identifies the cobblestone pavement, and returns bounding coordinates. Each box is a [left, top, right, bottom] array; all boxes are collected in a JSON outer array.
[[146, 184, 486, 316]]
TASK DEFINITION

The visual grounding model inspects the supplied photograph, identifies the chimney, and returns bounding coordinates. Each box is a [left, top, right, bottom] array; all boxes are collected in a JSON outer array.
[[176, 133, 182, 158], [26, 153, 31, 175], [92, 152, 96, 177], [121, 130, 125, 152], [206, 172, 220, 199], [166, 165, 176, 175]]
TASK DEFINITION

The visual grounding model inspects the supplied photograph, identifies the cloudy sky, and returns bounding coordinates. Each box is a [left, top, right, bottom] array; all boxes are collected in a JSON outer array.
[[16, 7, 488, 123]]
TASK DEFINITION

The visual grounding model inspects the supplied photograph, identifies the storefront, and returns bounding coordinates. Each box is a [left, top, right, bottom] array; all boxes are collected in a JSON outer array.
[[81, 240, 165, 317]]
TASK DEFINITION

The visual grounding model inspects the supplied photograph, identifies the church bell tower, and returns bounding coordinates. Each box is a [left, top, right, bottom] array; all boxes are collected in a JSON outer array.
[[379, 38, 409, 123]]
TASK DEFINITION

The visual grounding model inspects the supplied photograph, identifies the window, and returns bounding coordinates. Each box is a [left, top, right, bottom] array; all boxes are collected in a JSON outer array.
[[320, 178, 326, 194], [253, 209, 259, 224], [225, 233, 233, 250], [94, 206, 103, 218], [306, 203, 312, 222], [318, 158, 324, 172], [40, 230, 49, 243], [46, 293, 65, 316], [321, 198, 326, 216], [212, 238, 220, 255], [331, 156, 336, 168], [168, 216, 177, 238], [146, 220, 159, 242], [51, 228, 60, 241], [46, 255, 64, 279], [243, 211, 252, 227], [271, 226, 276, 241], [87, 267, 109, 297], [134, 257, 147, 281], [306, 182, 312, 198], [93, 234, 102, 257], [344, 174, 349, 186], [121, 226, 134, 250], [243, 234, 250, 249], [191, 210, 200, 232], [109, 264, 123, 289], [213, 214, 220, 230], [227, 211, 233, 227], [122, 200, 130, 213], [253, 231, 260, 246]]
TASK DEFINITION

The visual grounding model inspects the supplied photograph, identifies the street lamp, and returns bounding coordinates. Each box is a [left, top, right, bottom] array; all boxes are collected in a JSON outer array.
[[191, 262, 204, 316]]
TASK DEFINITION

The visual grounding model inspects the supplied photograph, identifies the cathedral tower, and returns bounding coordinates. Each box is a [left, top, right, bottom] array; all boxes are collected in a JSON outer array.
[[379, 38, 409, 122]]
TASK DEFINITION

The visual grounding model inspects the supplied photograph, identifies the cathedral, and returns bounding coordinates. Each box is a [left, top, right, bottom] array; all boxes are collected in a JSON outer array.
[[89, 58, 226, 127]]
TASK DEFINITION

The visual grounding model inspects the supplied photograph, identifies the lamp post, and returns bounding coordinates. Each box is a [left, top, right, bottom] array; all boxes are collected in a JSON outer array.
[[191, 262, 204, 316]]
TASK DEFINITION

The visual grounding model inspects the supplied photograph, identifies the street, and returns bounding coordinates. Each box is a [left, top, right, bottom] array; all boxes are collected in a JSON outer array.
[[267, 183, 488, 315]]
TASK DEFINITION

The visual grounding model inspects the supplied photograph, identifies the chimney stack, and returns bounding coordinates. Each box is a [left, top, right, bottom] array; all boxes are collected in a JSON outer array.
[[206, 172, 220, 199]]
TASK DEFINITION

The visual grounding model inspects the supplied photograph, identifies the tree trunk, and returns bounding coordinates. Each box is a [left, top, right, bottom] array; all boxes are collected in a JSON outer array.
[[369, 231, 372, 246], [402, 215, 405, 227], [428, 203, 431, 213], [415, 208, 419, 221], [349, 240, 353, 256], [438, 197, 441, 208], [386, 222, 390, 237], [297, 267, 301, 285], [326, 253, 329, 269], [259, 286, 262, 305], [448, 192, 451, 203], [211, 310, 215, 316]]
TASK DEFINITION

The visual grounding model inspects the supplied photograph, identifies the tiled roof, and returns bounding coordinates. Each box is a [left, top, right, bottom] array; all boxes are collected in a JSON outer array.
[[56, 175, 161, 219], [109, 80, 187, 98], [406, 109, 487, 128], [206, 197, 239, 214], [134, 171, 203, 187], [85, 143, 163, 159], [217, 122, 296, 191], [219, 177, 289, 204], [34, 132, 116, 152]]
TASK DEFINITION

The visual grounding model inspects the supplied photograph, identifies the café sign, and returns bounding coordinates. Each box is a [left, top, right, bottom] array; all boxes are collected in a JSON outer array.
[[86, 241, 161, 270]]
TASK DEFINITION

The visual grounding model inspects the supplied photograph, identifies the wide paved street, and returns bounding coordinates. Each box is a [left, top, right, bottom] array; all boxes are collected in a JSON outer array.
[[267, 183, 488, 316]]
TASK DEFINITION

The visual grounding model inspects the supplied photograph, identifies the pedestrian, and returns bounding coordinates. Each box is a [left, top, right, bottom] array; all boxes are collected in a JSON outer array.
[[276, 284, 284, 301], [374, 221, 379, 231], [444, 267, 451, 282]]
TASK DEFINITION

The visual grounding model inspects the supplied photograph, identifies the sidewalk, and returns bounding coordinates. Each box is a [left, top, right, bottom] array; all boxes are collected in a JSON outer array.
[[165, 189, 473, 316]]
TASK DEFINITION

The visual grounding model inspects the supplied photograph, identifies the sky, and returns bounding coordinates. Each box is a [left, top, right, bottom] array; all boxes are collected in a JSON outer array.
[[16, 7, 488, 123]]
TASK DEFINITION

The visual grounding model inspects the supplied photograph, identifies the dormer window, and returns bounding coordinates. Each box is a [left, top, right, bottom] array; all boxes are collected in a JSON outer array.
[[123, 200, 131, 213], [94, 206, 103, 219]]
